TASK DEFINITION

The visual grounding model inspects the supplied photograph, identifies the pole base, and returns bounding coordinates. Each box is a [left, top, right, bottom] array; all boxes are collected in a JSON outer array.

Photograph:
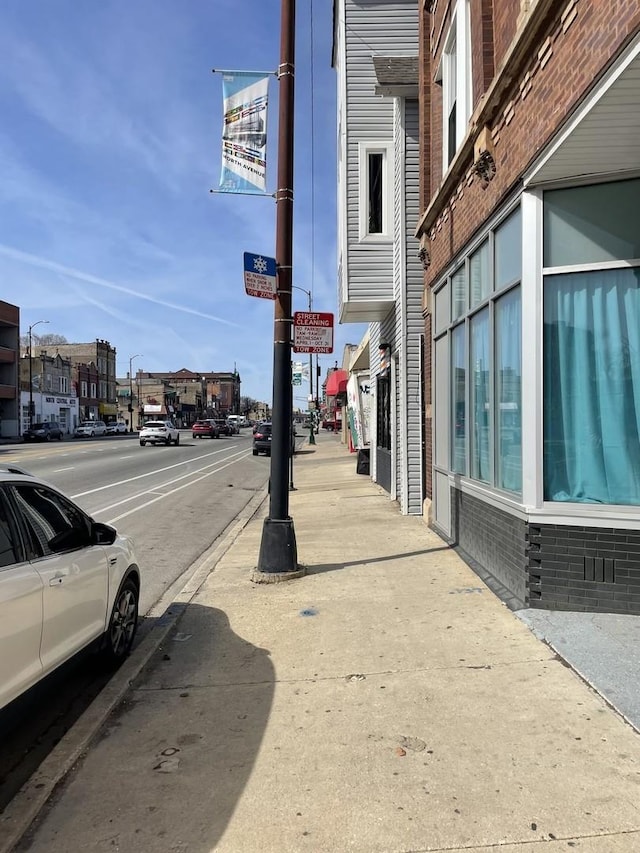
[[254, 517, 301, 579]]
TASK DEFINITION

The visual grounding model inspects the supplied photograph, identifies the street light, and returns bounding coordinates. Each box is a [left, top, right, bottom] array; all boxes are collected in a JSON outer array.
[[28, 320, 49, 428], [291, 285, 315, 446], [129, 354, 142, 432]]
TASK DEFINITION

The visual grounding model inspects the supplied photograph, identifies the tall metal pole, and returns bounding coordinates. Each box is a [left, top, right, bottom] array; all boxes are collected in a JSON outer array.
[[129, 354, 142, 433], [255, 0, 300, 578], [28, 320, 49, 428]]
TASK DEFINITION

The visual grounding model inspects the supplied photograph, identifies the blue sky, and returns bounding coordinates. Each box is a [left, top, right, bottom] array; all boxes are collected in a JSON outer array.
[[0, 0, 365, 405]]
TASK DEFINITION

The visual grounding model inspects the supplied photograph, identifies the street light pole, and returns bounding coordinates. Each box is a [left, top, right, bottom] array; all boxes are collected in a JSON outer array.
[[129, 354, 142, 432], [28, 320, 49, 428], [255, 0, 301, 580]]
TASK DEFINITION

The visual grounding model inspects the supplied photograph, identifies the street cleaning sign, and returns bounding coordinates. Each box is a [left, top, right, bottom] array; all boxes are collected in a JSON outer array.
[[293, 312, 334, 354], [243, 252, 277, 299]]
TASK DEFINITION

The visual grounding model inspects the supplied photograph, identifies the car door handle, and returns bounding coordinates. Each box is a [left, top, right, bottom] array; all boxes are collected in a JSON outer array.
[[49, 575, 65, 586]]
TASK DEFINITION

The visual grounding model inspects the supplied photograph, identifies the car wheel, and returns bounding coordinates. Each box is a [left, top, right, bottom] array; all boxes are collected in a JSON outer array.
[[252, 448, 258, 456], [165, 438, 171, 446], [174, 434, 180, 445], [192, 434, 197, 439], [58, 433, 63, 440], [102, 577, 139, 665], [89, 431, 94, 437], [140, 440, 146, 446], [46, 434, 51, 442]]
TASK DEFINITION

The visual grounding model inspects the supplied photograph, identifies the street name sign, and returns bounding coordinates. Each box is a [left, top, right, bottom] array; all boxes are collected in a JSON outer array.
[[243, 252, 277, 300], [293, 311, 334, 354]]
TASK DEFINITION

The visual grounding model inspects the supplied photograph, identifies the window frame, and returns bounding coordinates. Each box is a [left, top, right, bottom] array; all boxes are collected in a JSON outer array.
[[433, 201, 523, 498], [439, 0, 472, 170], [358, 141, 394, 242]]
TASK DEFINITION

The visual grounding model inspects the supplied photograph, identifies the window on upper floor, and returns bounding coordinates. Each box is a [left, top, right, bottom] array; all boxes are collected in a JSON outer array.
[[358, 142, 393, 241], [59, 376, 68, 394], [90, 382, 96, 399], [437, 0, 472, 170], [81, 381, 88, 398]]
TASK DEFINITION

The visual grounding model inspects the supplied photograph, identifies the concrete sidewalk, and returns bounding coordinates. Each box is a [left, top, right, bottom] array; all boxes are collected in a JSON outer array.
[[11, 434, 640, 852]]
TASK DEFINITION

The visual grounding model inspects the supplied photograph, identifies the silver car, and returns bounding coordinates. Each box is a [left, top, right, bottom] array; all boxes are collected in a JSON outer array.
[[75, 420, 108, 438]]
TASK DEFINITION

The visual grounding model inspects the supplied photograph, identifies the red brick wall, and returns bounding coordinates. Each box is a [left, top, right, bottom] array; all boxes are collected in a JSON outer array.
[[493, 0, 521, 68], [471, 0, 496, 103], [425, 0, 640, 287]]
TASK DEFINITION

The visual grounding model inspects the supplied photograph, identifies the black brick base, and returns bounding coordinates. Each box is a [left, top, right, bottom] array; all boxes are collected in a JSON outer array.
[[448, 487, 640, 615]]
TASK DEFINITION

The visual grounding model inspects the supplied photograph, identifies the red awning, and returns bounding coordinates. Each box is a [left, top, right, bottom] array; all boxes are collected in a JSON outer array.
[[325, 369, 348, 397]]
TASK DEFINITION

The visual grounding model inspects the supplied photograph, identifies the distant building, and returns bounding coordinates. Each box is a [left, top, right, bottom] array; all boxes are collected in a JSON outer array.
[[0, 301, 20, 438], [33, 339, 117, 423], [19, 350, 79, 433]]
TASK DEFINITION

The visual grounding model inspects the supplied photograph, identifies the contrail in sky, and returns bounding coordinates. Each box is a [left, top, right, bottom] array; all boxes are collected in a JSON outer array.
[[0, 243, 239, 327]]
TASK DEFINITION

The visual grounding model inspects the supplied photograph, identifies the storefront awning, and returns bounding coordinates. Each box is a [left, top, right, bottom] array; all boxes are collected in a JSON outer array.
[[326, 369, 348, 397]]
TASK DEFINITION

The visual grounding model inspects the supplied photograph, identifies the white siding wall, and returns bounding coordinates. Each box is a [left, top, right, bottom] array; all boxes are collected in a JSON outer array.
[[403, 99, 424, 514], [342, 0, 418, 305]]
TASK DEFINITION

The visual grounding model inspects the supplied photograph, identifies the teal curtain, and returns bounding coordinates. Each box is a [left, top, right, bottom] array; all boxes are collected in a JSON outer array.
[[544, 268, 640, 504]]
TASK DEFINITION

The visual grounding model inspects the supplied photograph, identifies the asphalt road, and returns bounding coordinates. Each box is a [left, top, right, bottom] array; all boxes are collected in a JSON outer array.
[[1, 429, 269, 613], [0, 428, 271, 811]]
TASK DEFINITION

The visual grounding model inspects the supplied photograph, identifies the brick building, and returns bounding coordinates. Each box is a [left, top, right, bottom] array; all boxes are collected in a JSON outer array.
[[0, 301, 20, 438], [417, 1, 640, 612], [34, 339, 117, 422]]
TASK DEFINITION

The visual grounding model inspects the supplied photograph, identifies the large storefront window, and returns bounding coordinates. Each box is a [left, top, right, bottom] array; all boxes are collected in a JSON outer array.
[[543, 267, 640, 504], [470, 309, 489, 481], [495, 288, 522, 492], [435, 205, 522, 495], [543, 178, 640, 506]]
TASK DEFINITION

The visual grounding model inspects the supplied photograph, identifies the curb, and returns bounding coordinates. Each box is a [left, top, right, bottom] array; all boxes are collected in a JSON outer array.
[[0, 488, 269, 853]]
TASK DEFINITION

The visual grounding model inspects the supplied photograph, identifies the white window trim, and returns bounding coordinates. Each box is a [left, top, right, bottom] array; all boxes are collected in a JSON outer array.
[[358, 141, 394, 242], [441, 0, 472, 170]]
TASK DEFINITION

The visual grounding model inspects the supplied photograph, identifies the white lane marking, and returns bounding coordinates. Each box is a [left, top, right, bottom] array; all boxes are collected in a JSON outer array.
[[104, 451, 252, 524], [96, 450, 250, 512], [119, 455, 135, 460], [53, 467, 75, 473], [70, 444, 239, 499], [94, 448, 249, 514]]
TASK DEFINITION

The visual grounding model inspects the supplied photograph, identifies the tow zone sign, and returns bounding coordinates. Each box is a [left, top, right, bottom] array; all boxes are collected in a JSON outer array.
[[293, 312, 334, 354]]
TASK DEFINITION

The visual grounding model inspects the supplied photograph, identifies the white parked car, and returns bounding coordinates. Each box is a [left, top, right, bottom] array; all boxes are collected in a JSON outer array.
[[139, 420, 180, 446], [75, 420, 108, 438], [106, 422, 127, 435], [0, 465, 141, 712]]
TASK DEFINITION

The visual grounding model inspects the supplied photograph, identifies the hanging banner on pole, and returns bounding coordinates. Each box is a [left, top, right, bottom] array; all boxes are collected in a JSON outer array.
[[220, 72, 269, 194]]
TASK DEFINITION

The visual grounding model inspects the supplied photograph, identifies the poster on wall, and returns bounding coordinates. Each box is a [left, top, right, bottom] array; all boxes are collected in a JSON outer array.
[[347, 372, 371, 449]]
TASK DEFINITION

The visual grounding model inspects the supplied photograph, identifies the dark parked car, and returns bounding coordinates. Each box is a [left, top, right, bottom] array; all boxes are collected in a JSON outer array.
[[252, 422, 296, 457], [192, 419, 220, 439], [23, 421, 64, 442]]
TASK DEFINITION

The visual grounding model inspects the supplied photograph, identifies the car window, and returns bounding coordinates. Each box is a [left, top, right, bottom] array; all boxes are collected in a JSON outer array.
[[10, 485, 91, 558], [0, 491, 20, 568], [144, 421, 164, 428]]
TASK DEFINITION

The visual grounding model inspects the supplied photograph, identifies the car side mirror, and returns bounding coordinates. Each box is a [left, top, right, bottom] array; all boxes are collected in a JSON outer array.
[[92, 521, 117, 546]]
